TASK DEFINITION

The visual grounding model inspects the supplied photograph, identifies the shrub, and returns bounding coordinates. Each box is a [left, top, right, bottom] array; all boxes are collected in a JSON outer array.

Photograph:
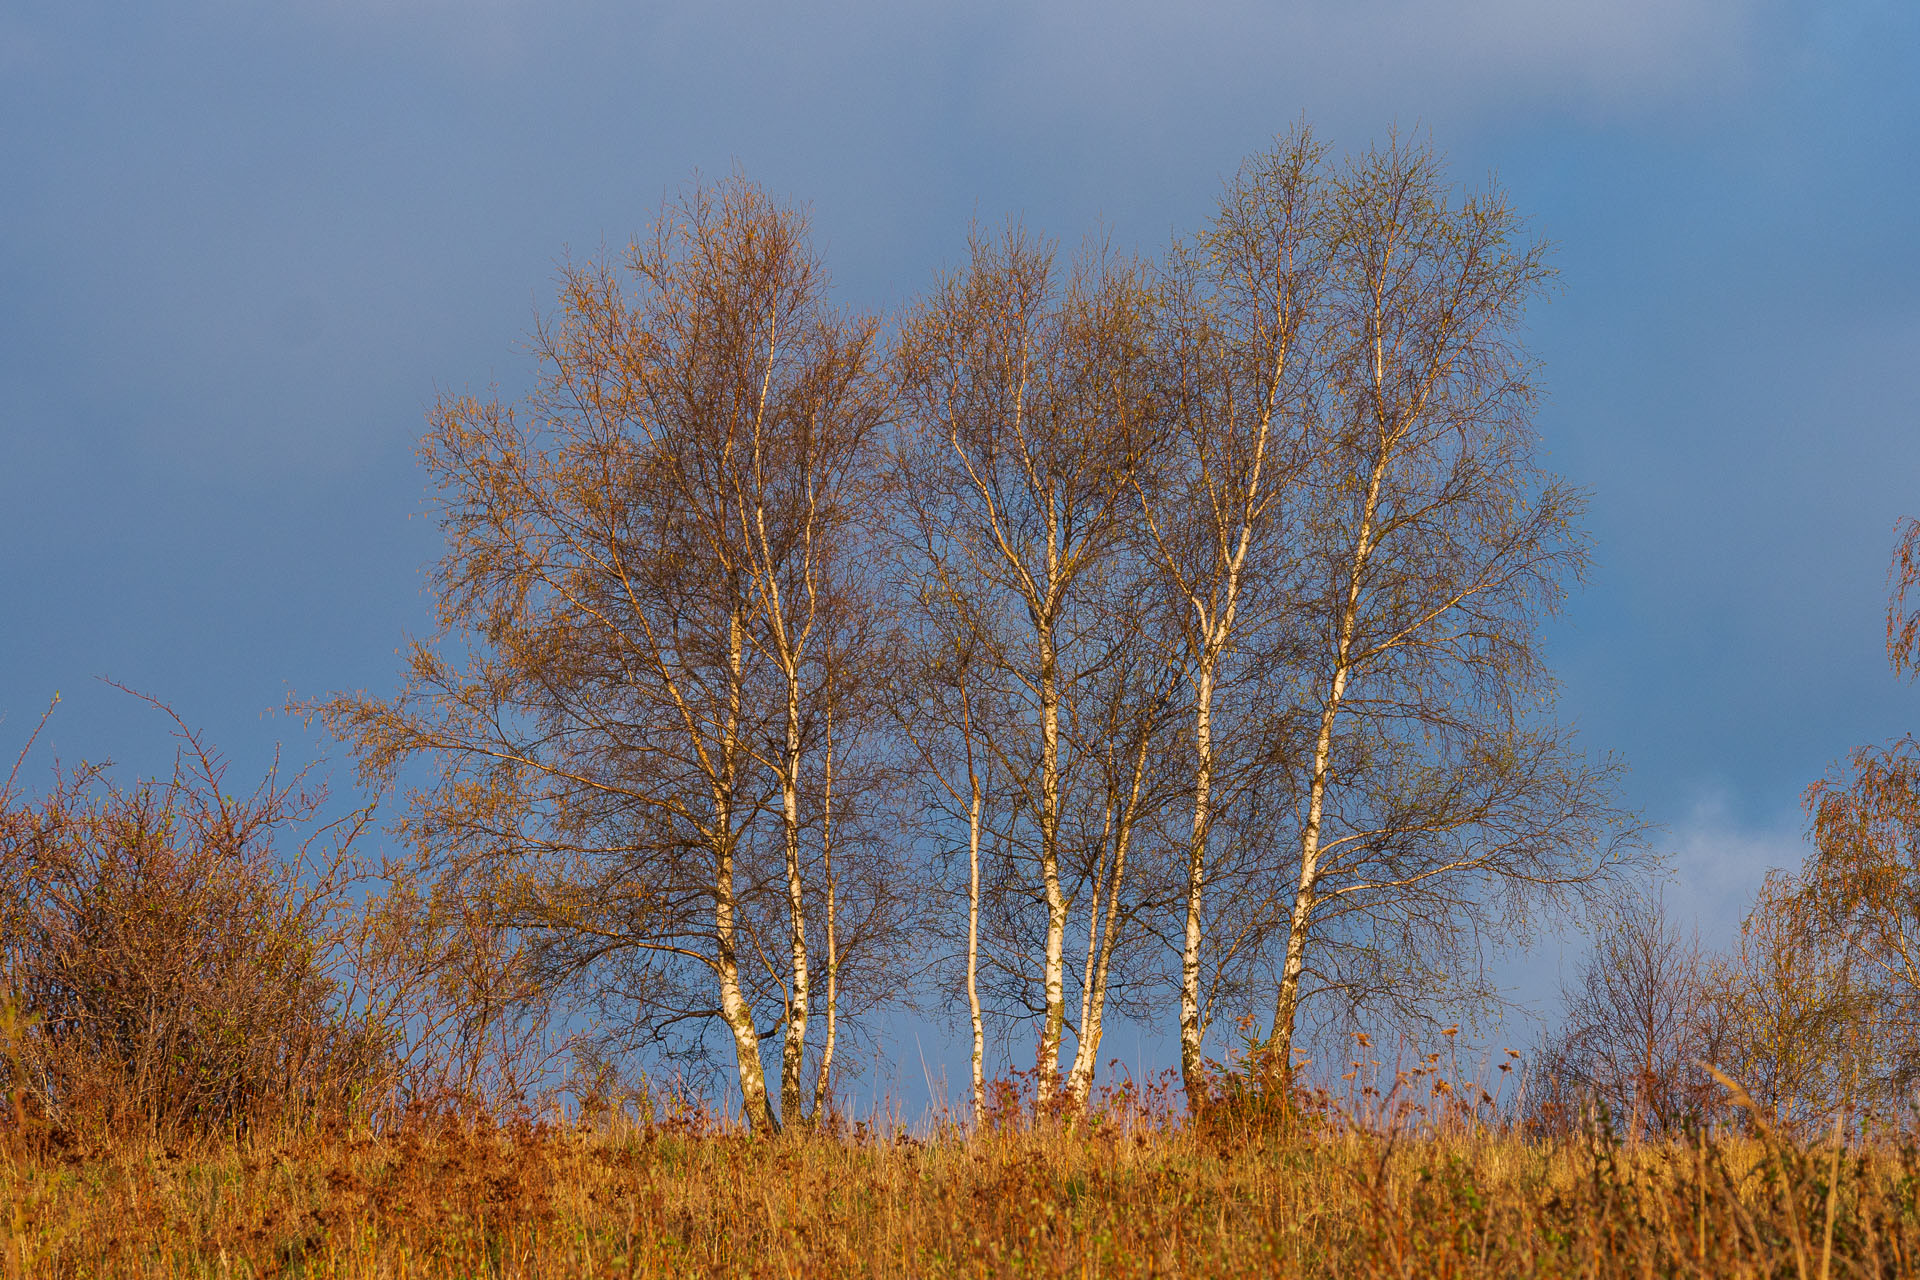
[[0, 695, 391, 1141]]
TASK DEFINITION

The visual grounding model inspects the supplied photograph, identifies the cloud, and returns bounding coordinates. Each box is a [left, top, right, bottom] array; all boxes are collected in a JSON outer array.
[[979, 0, 1781, 135], [0, 0, 1807, 487], [1665, 789, 1807, 943], [1494, 786, 1805, 1037], [258, 0, 1781, 125], [1342, 0, 1768, 108]]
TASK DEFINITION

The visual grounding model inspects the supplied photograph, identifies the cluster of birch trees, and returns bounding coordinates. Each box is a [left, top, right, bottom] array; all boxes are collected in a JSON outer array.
[[325, 130, 1640, 1134]]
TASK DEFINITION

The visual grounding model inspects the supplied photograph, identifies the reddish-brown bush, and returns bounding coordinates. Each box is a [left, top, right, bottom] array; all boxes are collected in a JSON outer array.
[[0, 695, 389, 1142]]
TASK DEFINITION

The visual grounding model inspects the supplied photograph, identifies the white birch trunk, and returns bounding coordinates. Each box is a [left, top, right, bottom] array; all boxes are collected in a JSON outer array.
[[1166, 299, 1283, 1111], [1180, 657, 1215, 1101], [1066, 745, 1146, 1105], [778, 669, 811, 1125], [1073, 805, 1111, 1086], [716, 609, 777, 1134], [1037, 621, 1068, 1098], [1271, 422, 1388, 1069], [811, 708, 838, 1123], [967, 769, 986, 1124], [715, 854, 775, 1134]]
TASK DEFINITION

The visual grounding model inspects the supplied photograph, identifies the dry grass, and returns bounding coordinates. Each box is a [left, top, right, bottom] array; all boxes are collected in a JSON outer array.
[[4, 1102, 1917, 1278]]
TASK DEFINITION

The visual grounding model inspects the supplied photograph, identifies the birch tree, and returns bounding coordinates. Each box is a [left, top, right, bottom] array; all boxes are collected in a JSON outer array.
[[891, 622, 1000, 1121], [1709, 872, 1877, 1131], [1059, 645, 1181, 1104], [1262, 137, 1636, 1067], [894, 228, 1157, 1099], [727, 264, 890, 1126], [1783, 516, 1920, 1101], [796, 592, 920, 1124], [324, 177, 896, 1135], [1537, 892, 1719, 1136], [1137, 129, 1329, 1105]]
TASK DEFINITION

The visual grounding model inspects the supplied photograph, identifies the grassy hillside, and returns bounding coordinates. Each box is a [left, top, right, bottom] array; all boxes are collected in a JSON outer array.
[[4, 1106, 1912, 1278]]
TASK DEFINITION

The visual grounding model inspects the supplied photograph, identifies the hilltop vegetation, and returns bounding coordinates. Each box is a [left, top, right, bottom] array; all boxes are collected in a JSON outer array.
[[7, 1098, 1919, 1278], [4, 124, 1920, 1277]]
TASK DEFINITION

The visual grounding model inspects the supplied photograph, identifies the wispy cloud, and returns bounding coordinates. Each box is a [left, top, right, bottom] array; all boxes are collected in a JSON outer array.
[[1665, 788, 1807, 943], [1496, 787, 1804, 1039], [1330, 0, 1771, 110], [982, 0, 1781, 134], [259, 0, 1782, 122]]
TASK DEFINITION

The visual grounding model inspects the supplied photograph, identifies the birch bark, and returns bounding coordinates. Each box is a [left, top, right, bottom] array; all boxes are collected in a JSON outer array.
[[895, 230, 1152, 1110], [1268, 316, 1392, 1069], [964, 696, 987, 1124], [1036, 618, 1068, 1096], [811, 706, 839, 1122], [1144, 131, 1325, 1109], [1067, 723, 1153, 1103], [717, 607, 778, 1134]]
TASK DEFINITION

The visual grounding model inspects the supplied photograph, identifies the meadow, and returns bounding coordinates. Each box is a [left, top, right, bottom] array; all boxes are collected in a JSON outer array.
[[5, 1089, 1913, 1279]]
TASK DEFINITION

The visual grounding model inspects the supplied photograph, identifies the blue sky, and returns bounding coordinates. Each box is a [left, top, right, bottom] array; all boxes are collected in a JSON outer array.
[[3, 1, 1917, 1091]]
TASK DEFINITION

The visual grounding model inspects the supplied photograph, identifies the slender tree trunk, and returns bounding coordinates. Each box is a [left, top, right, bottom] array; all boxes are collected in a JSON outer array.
[[1037, 622, 1068, 1099], [967, 765, 986, 1124], [778, 670, 811, 1126], [1067, 735, 1148, 1104], [1270, 439, 1386, 1070], [1269, 881, 1314, 1077], [1067, 717, 1152, 1105], [715, 831, 775, 1135], [1181, 656, 1215, 1105], [1164, 336, 1276, 1112], [1074, 804, 1112, 1085], [811, 708, 839, 1123], [1070, 864, 1124, 1104], [1270, 665, 1341, 1069], [718, 609, 778, 1134], [1175, 537, 1250, 1110]]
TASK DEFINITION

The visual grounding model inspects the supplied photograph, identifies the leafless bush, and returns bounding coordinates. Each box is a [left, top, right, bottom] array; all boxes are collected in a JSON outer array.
[[1533, 892, 1720, 1137], [0, 693, 390, 1141]]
